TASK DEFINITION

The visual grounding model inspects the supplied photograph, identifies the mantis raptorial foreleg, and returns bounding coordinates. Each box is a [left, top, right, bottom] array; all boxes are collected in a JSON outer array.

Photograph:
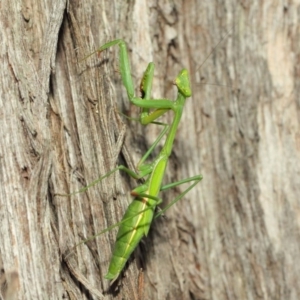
[[85, 40, 173, 125]]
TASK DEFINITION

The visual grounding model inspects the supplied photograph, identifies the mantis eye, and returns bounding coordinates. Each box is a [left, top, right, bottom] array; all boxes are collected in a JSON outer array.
[[175, 69, 192, 97]]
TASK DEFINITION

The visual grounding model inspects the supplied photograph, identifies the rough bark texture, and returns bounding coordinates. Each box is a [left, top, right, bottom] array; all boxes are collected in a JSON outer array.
[[0, 1, 299, 299]]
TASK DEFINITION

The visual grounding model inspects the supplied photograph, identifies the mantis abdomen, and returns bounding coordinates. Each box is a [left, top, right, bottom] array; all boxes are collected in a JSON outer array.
[[105, 194, 156, 280]]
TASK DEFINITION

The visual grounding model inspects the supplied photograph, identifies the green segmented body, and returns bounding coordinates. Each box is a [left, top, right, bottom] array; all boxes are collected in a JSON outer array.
[[104, 192, 156, 279]]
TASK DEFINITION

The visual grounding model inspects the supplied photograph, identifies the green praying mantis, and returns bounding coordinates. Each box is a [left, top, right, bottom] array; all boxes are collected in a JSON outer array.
[[70, 39, 203, 281]]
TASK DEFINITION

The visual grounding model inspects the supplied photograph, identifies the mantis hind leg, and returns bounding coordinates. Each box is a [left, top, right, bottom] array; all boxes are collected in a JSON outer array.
[[154, 174, 203, 218], [130, 174, 203, 219]]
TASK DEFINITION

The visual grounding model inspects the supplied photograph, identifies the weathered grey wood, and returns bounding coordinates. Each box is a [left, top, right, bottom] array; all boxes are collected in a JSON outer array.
[[0, 1, 299, 299]]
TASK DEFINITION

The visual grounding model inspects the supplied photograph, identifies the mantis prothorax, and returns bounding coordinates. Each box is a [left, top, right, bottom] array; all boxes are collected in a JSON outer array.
[[74, 40, 203, 281]]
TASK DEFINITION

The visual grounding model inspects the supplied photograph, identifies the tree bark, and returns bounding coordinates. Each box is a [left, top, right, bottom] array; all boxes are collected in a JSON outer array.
[[1, 1, 299, 299]]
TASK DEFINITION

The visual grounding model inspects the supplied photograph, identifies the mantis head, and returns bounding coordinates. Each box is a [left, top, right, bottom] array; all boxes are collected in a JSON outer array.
[[175, 69, 192, 98]]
